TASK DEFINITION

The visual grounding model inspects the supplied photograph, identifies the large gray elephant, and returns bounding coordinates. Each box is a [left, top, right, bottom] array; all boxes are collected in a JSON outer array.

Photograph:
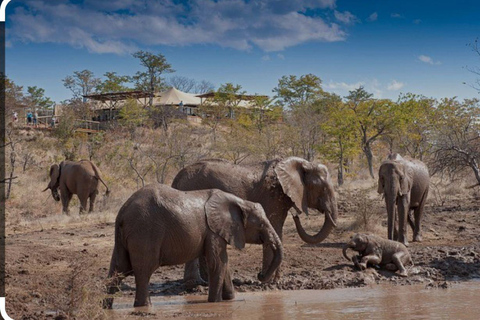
[[342, 233, 412, 277], [378, 154, 430, 246], [172, 157, 338, 287], [103, 184, 283, 308], [44, 160, 110, 214]]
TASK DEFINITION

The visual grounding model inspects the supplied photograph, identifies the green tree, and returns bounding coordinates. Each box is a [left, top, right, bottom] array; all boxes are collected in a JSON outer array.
[[132, 51, 174, 106], [63, 69, 101, 101], [119, 98, 148, 137], [96, 72, 131, 93], [346, 87, 398, 179], [26, 86, 54, 112], [273, 74, 324, 109], [320, 97, 360, 185]]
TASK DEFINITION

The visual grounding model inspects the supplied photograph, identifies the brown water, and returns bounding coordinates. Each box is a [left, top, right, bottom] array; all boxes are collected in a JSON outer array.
[[110, 281, 480, 319]]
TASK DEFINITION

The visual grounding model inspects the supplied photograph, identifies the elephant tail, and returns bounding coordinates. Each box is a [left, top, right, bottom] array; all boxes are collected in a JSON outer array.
[[90, 162, 110, 196]]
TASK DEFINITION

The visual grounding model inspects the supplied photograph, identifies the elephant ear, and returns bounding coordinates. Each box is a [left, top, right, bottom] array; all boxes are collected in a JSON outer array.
[[275, 157, 309, 215], [205, 190, 248, 250]]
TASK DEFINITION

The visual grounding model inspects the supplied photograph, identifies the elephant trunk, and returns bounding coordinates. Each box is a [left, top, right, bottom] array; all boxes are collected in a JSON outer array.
[[257, 229, 283, 283], [342, 242, 355, 261], [385, 187, 397, 241], [292, 202, 338, 244]]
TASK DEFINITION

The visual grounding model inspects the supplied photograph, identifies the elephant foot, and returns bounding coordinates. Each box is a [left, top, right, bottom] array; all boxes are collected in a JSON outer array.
[[358, 263, 367, 271], [398, 270, 408, 277], [222, 291, 235, 301], [413, 235, 423, 242], [184, 278, 208, 290], [102, 297, 113, 309]]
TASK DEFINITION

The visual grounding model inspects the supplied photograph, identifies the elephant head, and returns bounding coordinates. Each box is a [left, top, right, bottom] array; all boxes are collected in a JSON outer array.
[[342, 234, 369, 261], [43, 163, 61, 201], [275, 157, 338, 244], [205, 190, 283, 283]]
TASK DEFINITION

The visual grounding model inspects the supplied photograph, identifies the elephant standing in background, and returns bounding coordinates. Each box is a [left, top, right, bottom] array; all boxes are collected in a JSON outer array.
[[44, 160, 110, 214], [172, 157, 338, 287], [103, 184, 283, 308], [378, 154, 430, 246], [343, 233, 412, 277]]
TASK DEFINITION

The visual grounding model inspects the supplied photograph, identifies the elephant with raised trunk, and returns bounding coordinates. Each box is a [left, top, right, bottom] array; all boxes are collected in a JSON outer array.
[[103, 184, 283, 308], [172, 157, 338, 287], [343, 233, 413, 277], [44, 160, 110, 214], [378, 154, 430, 246]]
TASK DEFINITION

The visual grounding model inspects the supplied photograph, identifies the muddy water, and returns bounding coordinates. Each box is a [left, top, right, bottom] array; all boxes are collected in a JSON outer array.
[[110, 281, 480, 319]]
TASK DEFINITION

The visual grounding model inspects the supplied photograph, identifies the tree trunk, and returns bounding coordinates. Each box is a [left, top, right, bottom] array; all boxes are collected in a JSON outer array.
[[363, 143, 375, 179]]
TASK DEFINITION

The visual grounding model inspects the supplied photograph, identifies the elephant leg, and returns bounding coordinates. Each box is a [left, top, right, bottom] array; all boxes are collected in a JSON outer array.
[[360, 255, 381, 270], [391, 252, 408, 277], [222, 263, 235, 301], [393, 206, 399, 241], [262, 222, 284, 282], [412, 191, 428, 242], [89, 191, 97, 213], [133, 273, 152, 307], [78, 194, 89, 214], [61, 192, 73, 215], [205, 237, 227, 302], [184, 259, 208, 290], [397, 197, 409, 246]]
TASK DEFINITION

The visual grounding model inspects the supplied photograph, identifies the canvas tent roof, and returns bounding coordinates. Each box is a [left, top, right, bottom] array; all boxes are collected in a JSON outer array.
[[155, 87, 201, 106]]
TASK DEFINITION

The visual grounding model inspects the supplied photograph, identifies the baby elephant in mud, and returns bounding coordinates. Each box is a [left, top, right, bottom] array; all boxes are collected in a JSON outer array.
[[104, 184, 283, 308], [343, 233, 412, 277]]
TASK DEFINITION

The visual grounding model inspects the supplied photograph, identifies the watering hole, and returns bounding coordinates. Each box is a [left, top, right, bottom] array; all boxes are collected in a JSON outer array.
[[109, 280, 480, 319]]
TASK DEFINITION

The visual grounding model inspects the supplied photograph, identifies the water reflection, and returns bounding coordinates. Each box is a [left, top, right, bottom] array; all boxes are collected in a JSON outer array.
[[110, 281, 480, 319]]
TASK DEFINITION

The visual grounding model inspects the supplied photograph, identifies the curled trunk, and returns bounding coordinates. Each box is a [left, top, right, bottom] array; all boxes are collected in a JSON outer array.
[[293, 205, 338, 244], [343, 242, 354, 261]]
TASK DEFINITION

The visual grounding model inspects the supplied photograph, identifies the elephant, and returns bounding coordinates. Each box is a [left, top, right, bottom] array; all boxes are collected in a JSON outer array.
[[171, 157, 338, 287], [342, 233, 413, 277], [43, 160, 110, 214], [103, 184, 283, 308], [378, 154, 430, 246]]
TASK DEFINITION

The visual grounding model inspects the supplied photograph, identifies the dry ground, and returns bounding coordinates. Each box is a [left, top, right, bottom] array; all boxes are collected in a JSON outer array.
[[4, 179, 480, 319]]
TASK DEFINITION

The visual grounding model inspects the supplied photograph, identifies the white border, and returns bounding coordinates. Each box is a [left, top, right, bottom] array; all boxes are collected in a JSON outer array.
[[0, 0, 11, 22], [0, 298, 13, 320]]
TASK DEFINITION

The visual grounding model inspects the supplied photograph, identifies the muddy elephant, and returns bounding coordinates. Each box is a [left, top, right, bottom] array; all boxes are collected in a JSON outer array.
[[378, 154, 429, 246], [43, 160, 110, 214], [103, 184, 283, 308], [172, 157, 338, 287], [343, 233, 412, 277]]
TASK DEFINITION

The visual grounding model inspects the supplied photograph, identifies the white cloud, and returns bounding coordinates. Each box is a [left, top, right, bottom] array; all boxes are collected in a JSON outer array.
[[391, 13, 403, 18], [387, 80, 405, 91], [325, 81, 364, 91], [334, 10, 359, 25], [367, 12, 378, 22], [277, 53, 285, 60], [262, 55, 271, 61], [8, 0, 346, 54], [413, 19, 422, 24], [418, 55, 441, 65]]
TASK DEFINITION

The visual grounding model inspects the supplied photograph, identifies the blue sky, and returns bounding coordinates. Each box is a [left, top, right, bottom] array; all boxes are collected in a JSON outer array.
[[5, 0, 480, 103]]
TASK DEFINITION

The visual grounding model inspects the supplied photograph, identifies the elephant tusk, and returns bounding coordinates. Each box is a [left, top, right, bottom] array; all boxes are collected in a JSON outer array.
[[326, 211, 337, 228]]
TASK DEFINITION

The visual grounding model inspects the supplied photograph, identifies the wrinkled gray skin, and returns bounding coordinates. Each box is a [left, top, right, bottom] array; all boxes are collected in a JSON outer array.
[[172, 157, 338, 287], [378, 154, 430, 246], [343, 233, 413, 277], [44, 160, 110, 214], [103, 184, 283, 308]]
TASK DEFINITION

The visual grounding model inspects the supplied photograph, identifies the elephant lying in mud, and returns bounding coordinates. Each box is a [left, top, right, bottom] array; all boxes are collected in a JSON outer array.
[[343, 233, 413, 277], [378, 154, 430, 246], [44, 160, 110, 214], [172, 157, 338, 287], [104, 184, 283, 308]]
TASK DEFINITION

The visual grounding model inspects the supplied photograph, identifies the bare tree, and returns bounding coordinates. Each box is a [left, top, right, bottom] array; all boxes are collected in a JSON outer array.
[[431, 98, 480, 187], [166, 76, 196, 93]]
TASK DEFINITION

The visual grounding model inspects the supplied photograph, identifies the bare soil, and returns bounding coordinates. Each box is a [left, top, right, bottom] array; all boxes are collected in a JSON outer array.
[[5, 189, 480, 319]]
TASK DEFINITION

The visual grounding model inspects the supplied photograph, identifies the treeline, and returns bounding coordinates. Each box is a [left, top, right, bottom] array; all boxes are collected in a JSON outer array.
[[4, 52, 480, 188]]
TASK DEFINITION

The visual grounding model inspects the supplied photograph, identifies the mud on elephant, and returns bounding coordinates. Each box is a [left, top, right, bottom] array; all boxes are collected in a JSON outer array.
[[378, 154, 430, 246], [343, 233, 413, 277], [172, 157, 338, 287], [44, 160, 110, 214], [103, 184, 283, 308]]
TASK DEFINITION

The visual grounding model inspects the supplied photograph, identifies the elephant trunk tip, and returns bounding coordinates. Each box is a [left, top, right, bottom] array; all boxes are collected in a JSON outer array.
[[43, 186, 50, 192], [342, 244, 353, 262]]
